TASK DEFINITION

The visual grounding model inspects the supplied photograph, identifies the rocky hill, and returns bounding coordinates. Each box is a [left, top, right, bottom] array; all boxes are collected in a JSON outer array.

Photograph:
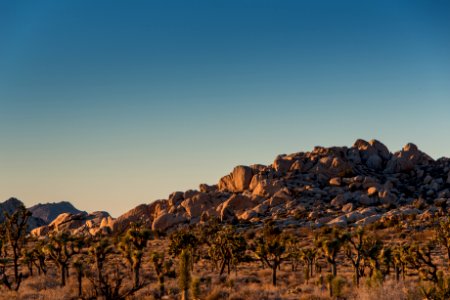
[[0, 198, 47, 230], [28, 201, 84, 223], [30, 139, 450, 237]]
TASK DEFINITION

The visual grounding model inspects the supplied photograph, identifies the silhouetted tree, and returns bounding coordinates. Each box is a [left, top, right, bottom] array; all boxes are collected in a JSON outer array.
[[315, 228, 349, 277], [3, 205, 31, 290], [208, 226, 247, 276], [118, 222, 152, 289], [253, 221, 289, 286], [150, 251, 175, 298], [44, 232, 84, 286], [179, 249, 192, 300], [436, 217, 450, 268]]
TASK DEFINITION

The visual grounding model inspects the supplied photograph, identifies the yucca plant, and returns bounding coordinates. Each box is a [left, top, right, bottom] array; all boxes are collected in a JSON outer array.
[[118, 222, 153, 289], [252, 221, 289, 286], [208, 225, 247, 277], [43, 231, 84, 286], [150, 251, 175, 297]]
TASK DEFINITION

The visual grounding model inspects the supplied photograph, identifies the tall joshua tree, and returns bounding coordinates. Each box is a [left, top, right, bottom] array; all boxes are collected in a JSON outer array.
[[3, 204, 31, 290], [315, 228, 349, 277], [118, 222, 152, 289], [436, 217, 450, 268], [208, 226, 247, 276], [299, 247, 317, 283], [253, 221, 289, 286], [44, 232, 84, 286], [150, 251, 175, 298], [179, 249, 192, 300]]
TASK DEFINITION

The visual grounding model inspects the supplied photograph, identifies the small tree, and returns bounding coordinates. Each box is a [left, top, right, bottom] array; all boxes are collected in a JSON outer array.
[[44, 232, 84, 286], [299, 247, 317, 283], [73, 258, 85, 298], [21, 248, 36, 276], [253, 221, 289, 286], [150, 251, 175, 298], [2, 205, 31, 290], [436, 217, 450, 268], [88, 237, 114, 295], [345, 228, 365, 287], [179, 249, 192, 300], [315, 228, 349, 277], [392, 244, 409, 281], [118, 222, 153, 289], [169, 230, 199, 258], [208, 226, 247, 276], [32, 240, 48, 275]]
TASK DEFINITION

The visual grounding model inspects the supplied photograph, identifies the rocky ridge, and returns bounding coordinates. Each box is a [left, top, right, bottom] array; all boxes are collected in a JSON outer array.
[[0, 198, 47, 230], [28, 201, 84, 223], [30, 139, 450, 236]]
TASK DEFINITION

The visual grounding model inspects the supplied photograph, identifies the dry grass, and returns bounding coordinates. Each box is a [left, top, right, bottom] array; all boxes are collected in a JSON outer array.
[[1, 223, 449, 299]]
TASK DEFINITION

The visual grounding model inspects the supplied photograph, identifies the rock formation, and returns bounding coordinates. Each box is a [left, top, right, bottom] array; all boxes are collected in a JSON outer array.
[[0, 198, 46, 231], [29, 139, 450, 236], [28, 201, 84, 223]]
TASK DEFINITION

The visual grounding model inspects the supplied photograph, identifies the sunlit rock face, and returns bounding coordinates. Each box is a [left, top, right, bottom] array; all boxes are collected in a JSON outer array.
[[29, 139, 450, 235]]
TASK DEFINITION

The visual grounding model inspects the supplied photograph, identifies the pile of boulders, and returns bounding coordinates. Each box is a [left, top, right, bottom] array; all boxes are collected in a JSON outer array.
[[30, 139, 450, 236]]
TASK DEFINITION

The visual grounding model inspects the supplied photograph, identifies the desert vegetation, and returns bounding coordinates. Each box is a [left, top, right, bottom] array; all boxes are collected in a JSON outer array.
[[1, 203, 450, 299]]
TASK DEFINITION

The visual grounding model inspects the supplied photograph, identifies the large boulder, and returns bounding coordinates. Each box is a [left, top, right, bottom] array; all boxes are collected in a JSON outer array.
[[273, 155, 295, 173], [152, 213, 187, 231], [181, 193, 220, 218], [251, 177, 284, 197], [219, 194, 255, 213], [112, 202, 160, 233], [218, 166, 254, 192], [385, 143, 433, 173], [353, 139, 390, 170]]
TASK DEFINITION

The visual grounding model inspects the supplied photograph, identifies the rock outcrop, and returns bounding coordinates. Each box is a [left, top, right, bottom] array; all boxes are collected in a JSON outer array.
[[28, 201, 84, 223], [0, 198, 46, 231], [31, 211, 113, 237], [29, 139, 450, 235]]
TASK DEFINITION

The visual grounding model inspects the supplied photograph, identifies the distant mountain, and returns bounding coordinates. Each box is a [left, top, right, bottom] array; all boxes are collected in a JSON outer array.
[[28, 201, 84, 223], [0, 197, 47, 230]]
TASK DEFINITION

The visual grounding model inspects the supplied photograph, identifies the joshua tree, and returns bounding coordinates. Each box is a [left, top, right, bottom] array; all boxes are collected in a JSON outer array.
[[169, 229, 199, 258], [179, 248, 193, 300], [208, 226, 247, 276], [2, 205, 31, 290], [150, 251, 175, 298], [420, 270, 450, 300], [88, 237, 114, 294], [253, 221, 289, 286], [44, 232, 84, 286], [345, 227, 365, 286], [0, 224, 7, 258], [87, 237, 143, 299], [196, 216, 221, 247], [392, 244, 409, 281], [315, 228, 349, 277], [32, 240, 47, 275], [406, 242, 439, 284], [299, 247, 317, 283], [21, 248, 36, 276], [118, 222, 153, 289], [436, 217, 450, 268], [73, 258, 85, 298]]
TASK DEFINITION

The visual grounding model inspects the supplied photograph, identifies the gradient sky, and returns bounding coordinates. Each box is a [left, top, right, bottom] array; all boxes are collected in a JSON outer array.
[[1, 1, 449, 216]]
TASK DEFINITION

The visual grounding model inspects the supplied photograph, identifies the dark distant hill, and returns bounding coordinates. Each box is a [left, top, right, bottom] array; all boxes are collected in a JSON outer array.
[[28, 201, 84, 223], [0, 197, 47, 230]]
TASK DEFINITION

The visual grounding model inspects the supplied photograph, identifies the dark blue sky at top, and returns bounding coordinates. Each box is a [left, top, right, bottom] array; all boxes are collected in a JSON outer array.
[[1, 0, 449, 215]]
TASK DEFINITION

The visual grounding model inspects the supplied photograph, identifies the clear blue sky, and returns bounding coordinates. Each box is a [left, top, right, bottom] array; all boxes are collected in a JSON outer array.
[[1, 0, 449, 216]]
